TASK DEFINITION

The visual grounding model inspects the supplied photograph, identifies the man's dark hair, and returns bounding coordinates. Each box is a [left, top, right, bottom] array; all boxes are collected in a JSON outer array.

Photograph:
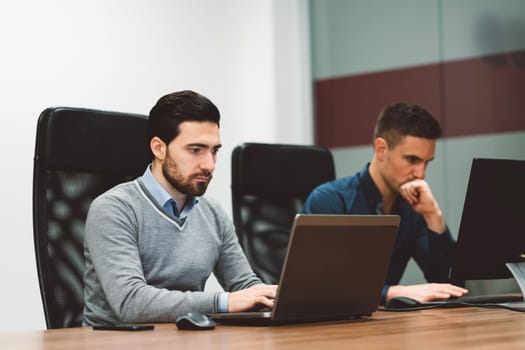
[[373, 102, 441, 148], [148, 90, 220, 144]]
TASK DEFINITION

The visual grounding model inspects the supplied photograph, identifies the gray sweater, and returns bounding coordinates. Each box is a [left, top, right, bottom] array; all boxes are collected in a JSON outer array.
[[82, 179, 261, 325]]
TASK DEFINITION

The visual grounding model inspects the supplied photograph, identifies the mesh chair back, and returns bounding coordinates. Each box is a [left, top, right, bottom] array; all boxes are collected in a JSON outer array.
[[231, 143, 335, 283], [33, 107, 150, 328]]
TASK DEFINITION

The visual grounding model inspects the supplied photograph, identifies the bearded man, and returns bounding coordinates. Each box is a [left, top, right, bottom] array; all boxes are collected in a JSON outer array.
[[83, 90, 276, 326]]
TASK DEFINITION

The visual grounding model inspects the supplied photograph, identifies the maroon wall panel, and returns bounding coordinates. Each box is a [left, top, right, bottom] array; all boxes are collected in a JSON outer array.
[[443, 50, 525, 137], [314, 49, 525, 148]]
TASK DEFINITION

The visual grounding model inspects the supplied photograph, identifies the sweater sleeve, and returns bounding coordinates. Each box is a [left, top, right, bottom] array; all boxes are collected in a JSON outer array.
[[84, 194, 222, 324], [211, 202, 262, 292]]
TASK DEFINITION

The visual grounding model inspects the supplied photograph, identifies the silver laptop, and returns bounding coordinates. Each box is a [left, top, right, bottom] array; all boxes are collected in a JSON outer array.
[[209, 214, 400, 325]]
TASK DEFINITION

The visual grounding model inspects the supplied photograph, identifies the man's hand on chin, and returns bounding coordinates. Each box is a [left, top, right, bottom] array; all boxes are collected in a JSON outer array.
[[399, 179, 446, 233]]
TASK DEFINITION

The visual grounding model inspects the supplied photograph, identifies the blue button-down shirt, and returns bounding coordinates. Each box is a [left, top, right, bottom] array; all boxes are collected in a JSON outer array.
[[302, 163, 456, 303], [141, 165, 197, 219], [141, 165, 229, 312]]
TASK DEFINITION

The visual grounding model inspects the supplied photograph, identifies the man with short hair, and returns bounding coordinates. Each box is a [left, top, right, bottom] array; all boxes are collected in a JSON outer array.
[[302, 103, 467, 303], [83, 90, 276, 326]]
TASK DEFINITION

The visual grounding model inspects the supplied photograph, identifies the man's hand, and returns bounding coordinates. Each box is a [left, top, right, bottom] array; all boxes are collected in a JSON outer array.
[[399, 179, 446, 233], [386, 283, 468, 303], [228, 284, 278, 312]]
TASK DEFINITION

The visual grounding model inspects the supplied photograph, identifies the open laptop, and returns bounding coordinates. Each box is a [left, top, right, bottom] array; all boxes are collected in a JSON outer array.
[[209, 214, 400, 325]]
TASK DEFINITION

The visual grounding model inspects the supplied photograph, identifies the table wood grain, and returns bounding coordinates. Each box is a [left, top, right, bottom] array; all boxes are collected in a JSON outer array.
[[3, 307, 525, 349]]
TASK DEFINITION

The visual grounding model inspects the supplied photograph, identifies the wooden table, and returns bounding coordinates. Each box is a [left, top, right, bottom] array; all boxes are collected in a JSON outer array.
[[3, 307, 525, 349]]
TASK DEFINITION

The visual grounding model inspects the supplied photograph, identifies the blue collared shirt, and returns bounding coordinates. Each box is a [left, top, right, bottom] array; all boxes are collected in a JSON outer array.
[[141, 165, 198, 219], [141, 165, 229, 312], [302, 163, 456, 303]]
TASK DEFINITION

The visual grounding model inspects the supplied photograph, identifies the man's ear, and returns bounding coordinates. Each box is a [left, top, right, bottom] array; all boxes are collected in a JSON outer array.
[[150, 136, 166, 161], [374, 137, 389, 161]]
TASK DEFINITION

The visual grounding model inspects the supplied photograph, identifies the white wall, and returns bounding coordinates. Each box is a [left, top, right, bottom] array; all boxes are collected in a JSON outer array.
[[0, 0, 312, 332]]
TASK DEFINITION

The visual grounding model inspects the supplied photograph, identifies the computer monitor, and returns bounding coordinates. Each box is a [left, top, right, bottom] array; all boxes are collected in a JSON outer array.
[[449, 158, 525, 289]]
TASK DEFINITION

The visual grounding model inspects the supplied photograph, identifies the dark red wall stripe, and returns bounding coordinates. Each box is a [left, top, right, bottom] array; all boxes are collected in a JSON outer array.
[[314, 49, 525, 148]]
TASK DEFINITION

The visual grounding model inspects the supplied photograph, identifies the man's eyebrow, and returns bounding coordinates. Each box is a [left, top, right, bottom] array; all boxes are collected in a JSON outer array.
[[186, 143, 222, 149], [403, 154, 434, 162], [403, 154, 421, 159]]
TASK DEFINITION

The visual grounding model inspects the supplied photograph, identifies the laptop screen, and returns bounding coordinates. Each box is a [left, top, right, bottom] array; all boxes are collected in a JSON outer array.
[[271, 214, 399, 321]]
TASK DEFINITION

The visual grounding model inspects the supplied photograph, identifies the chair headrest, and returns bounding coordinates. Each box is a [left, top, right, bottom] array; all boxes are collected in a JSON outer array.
[[35, 107, 151, 174], [231, 142, 335, 197]]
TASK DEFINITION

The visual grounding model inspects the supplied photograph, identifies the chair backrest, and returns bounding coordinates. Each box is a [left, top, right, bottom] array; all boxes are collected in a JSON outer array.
[[33, 107, 151, 329], [231, 142, 335, 284]]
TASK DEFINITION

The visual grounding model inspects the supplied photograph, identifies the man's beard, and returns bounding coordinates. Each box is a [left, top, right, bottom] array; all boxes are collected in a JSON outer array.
[[379, 170, 401, 196], [162, 156, 212, 197]]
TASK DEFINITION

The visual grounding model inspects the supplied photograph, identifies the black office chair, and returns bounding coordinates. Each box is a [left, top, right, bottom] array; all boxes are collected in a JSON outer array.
[[231, 142, 335, 284], [33, 107, 151, 329]]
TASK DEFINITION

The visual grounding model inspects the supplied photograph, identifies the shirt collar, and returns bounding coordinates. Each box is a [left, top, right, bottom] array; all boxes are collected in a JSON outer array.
[[360, 163, 386, 214], [141, 165, 198, 218], [360, 163, 403, 214]]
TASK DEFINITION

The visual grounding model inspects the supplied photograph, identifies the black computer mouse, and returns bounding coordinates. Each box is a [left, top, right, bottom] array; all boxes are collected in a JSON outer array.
[[175, 312, 216, 330], [385, 296, 422, 309]]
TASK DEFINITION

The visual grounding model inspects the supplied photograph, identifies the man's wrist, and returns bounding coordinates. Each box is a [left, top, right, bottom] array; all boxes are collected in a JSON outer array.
[[386, 285, 407, 300], [423, 209, 446, 234]]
